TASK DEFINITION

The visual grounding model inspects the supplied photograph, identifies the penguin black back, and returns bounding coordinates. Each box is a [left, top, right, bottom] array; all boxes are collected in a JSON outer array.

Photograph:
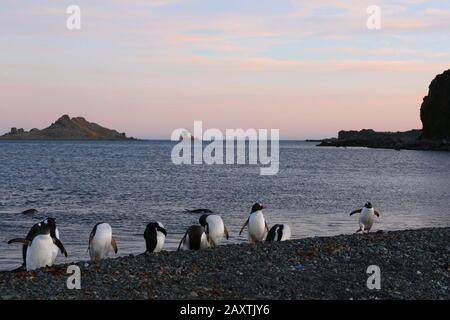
[[188, 225, 204, 250], [266, 224, 284, 241], [144, 222, 167, 252]]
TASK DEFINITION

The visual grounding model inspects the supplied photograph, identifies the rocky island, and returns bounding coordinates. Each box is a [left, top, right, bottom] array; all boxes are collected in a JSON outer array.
[[318, 69, 450, 151], [0, 115, 136, 140]]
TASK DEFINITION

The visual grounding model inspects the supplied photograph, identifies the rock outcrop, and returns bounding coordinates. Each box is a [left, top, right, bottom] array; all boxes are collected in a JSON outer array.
[[0, 115, 135, 140], [318, 68, 450, 151], [317, 129, 426, 150], [420, 69, 450, 140]]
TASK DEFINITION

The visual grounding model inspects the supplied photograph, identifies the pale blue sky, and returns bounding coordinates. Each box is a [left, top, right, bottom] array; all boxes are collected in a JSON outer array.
[[1, 0, 449, 139]]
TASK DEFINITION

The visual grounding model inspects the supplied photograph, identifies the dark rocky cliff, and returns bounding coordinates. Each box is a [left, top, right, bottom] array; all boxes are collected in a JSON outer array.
[[420, 69, 450, 140]]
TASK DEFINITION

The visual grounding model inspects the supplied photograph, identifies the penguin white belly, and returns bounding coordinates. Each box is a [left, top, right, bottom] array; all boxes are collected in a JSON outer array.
[[359, 208, 374, 231], [182, 234, 191, 250], [154, 231, 165, 253], [280, 224, 291, 241], [183, 233, 210, 250], [26, 235, 55, 271], [248, 212, 266, 242], [207, 215, 225, 246], [90, 225, 113, 260], [51, 244, 59, 263], [200, 233, 210, 249]]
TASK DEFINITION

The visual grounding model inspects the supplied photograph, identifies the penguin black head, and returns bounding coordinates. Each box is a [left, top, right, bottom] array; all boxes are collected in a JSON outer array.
[[364, 202, 373, 209], [35, 221, 52, 235], [42, 217, 56, 226], [199, 214, 209, 227], [42, 217, 58, 237], [251, 203, 265, 213]]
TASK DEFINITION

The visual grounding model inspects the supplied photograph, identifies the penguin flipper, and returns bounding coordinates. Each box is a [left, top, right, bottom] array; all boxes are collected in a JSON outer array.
[[349, 208, 362, 216], [224, 225, 229, 240], [156, 225, 167, 237], [239, 218, 249, 236], [111, 238, 118, 254], [374, 210, 380, 217], [7, 238, 30, 245], [54, 238, 68, 257], [177, 229, 189, 251]]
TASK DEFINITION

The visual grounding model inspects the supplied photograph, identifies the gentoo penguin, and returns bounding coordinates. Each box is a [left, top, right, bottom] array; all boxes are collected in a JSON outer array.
[[18, 218, 64, 267], [178, 225, 210, 250], [88, 223, 118, 261], [349, 202, 380, 233], [7, 218, 68, 271], [185, 208, 213, 214], [266, 224, 291, 242], [144, 221, 167, 253], [239, 203, 269, 243], [199, 214, 229, 247]]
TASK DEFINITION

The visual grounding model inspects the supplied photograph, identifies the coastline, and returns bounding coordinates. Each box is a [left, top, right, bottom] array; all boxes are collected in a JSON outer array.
[[316, 129, 450, 151], [1, 227, 448, 300], [317, 139, 450, 151]]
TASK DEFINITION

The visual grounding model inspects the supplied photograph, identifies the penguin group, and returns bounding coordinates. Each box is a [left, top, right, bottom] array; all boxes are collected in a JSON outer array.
[[7, 201, 380, 271]]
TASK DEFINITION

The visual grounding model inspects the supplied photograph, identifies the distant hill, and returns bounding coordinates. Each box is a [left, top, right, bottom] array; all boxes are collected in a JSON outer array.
[[0, 115, 136, 140]]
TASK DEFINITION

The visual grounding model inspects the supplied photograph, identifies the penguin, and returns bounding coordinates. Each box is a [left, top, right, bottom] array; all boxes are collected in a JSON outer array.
[[184, 208, 213, 214], [88, 223, 118, 261], [7, 218, 68, 271], [178, 225, 209, 250], [199, 214, 229, 247], [144, 221, 167, 253], [266, 224, 291, 242], [349, 202, 380, 233], [239, 203, 269, 243]]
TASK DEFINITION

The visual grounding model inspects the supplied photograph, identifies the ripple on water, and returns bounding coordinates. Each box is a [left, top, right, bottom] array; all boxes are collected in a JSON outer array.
[[0, 141, 449, 270]]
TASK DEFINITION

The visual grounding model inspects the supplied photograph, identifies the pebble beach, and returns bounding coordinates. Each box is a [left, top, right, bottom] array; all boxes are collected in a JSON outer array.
[[0, 227, 448, 300]]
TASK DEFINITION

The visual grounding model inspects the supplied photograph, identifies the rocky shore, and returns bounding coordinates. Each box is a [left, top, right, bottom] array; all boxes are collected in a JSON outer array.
[[0, 227, 448, 300], [317, 129, 450, 151]]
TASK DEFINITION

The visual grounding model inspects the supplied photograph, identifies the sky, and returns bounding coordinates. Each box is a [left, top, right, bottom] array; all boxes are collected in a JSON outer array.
[[1, 0, 449, 139]]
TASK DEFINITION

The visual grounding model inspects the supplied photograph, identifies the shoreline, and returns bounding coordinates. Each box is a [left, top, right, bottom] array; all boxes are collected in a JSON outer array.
[[316, 129, 450, 151], [317, 140, 450, 151], [0, 227, 448, 300]]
